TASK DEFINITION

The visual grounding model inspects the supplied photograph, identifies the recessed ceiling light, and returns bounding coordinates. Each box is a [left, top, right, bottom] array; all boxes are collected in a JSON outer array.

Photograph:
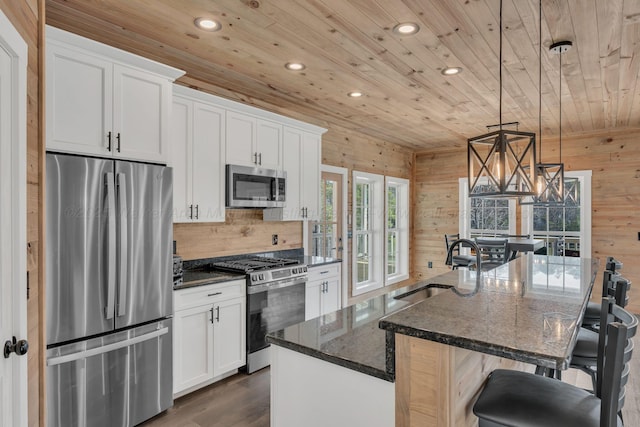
[[194, 17, 221, 32], [285, 62, 306, 71], [392, 22, 420, 36], [348, 91, 363, 98], [441, 67, 463, 76]]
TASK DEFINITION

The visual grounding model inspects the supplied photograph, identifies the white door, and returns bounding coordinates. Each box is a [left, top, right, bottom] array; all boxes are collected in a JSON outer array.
[[212, 297, 246, 376], [256, 119, 282, 170], [226, 110, 256, 167], [0, 9, 28, 427], [173, 305, 215, 394]]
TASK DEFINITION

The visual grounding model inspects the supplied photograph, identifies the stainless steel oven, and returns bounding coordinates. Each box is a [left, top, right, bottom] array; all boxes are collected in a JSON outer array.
[[212, 257, 307, 373], [226, 164, 286, 208]]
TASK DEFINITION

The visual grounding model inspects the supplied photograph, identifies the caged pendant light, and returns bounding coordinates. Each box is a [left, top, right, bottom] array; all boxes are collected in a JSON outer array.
[[467, 0, 537, 198], [520, 0, 565, 206]]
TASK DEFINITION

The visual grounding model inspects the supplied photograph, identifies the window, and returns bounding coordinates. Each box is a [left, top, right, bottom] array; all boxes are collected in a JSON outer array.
[[352, 172, 408, 296], [459, 179, 516, 238], [386, 177, 409, 284], [353, 171, 384, 295], [522, 171, 591, 258]]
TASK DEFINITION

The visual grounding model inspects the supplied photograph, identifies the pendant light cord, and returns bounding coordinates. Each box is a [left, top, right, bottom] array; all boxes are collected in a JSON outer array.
[[559, 46, 562, 162], [499, 0, 503, 131], [538, 0, 542, 161]]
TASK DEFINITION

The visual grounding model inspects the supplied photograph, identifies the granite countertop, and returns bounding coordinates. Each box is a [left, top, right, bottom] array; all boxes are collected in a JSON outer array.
[[297, 255, 342, 267], [380, 254, 598, 370], [174, 269, 245, 290], [266, 291, 413, 381], [267, 254, 598, 382]]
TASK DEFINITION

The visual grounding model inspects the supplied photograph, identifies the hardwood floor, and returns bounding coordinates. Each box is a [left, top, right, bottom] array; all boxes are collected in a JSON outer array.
[[142, 332, 640, 427]]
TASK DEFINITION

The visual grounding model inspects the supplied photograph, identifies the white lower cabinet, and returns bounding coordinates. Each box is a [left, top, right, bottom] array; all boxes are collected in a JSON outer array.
[[305, 264, 341, 321], [173, 279, 246, 396]]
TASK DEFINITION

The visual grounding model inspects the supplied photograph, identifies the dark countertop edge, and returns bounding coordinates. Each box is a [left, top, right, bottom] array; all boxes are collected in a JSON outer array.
[[174, 273, 245, 291], [378, 319, 569, 370], [304, 257, 342, 267], [266, 336, 394, 382]]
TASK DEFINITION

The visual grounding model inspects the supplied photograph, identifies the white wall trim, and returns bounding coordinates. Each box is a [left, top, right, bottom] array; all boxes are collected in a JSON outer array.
[[321, 164, 349, 307], [0, 7, 28, 426]]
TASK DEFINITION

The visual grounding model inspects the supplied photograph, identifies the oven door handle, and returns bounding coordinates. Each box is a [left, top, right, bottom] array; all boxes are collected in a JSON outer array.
[[247, 276, 307, 294]]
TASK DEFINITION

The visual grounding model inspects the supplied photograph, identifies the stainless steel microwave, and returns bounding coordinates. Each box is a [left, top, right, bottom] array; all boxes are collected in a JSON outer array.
[[226, 164, 286, 208]]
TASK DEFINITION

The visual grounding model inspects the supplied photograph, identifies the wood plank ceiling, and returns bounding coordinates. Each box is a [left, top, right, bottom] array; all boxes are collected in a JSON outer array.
[[45, 0, 640, 153]]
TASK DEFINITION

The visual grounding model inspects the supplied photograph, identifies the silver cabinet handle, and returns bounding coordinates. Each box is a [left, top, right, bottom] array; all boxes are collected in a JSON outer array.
[[253, 152, 258, 164], [107, 131, 112, 152], [258, 153, 262, 165], [105, 173, 116, 319], [210, 307, 214, 324], [208, 292, 222, 297], [189, 204, 193, 219], [116, 173, 128, 317], [47, 327, 169, 366], [215, 306, 220, 322], [116, 132, 121, 153], [195, 204, 199, 219]]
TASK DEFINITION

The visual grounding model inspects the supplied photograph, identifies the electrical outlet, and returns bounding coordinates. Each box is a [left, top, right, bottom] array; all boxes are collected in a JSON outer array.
[[428, 261, 433, 268], [272, 234, 278, 245]]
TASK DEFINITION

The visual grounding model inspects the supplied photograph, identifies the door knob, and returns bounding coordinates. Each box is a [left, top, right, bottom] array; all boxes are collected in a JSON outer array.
[[4, 336, 28, 358]]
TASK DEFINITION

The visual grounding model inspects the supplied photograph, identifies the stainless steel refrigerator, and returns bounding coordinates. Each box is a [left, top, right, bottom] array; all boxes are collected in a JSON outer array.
[[45, 153, 173, 427]]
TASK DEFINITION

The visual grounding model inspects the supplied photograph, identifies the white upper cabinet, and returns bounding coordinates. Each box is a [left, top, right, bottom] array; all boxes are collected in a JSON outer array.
[[226, 111, 282, 170], [45, 26, 184, 163], [171, 87, 226, 223], [264, 127, 321, 221]]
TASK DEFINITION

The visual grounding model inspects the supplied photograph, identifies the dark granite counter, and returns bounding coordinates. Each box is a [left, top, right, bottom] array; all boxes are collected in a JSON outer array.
[[297, 255, 342, 267], [267, 254, 598, 382], [380, 254, 598, 370], [175, 269, 245, 290], [267, 291, 412, 381]]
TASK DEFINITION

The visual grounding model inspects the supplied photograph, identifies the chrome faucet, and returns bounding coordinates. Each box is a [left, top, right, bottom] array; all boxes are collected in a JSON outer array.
[[446, 238, 482, 297], [446, 238, 482, 271]]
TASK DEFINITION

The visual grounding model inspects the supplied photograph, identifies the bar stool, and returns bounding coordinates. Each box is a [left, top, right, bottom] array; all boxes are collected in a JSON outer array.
[[473, 297, 638, 427], [570, 276, 631, 392], [583, 257, 623, 331], [444, 233, 477, 270]]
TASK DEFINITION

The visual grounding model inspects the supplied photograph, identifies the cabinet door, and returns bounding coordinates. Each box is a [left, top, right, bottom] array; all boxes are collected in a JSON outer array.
[[113, 64, 170, 163], [281, 128, 303, 220], [226, 111, 256, 167], [301, 132, 321, 220], [305, 280, 322, 321], [46, 43, 113, 157], [321, 277, 341, 315], [173, 305, 215, 394], [171, 97, 193, 222], [192, 102, 226, 222], [256, 119, 282, 170], [213, 297, 246, 376]]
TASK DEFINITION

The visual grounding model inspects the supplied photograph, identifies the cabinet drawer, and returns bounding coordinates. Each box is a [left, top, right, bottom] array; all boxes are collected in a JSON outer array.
[[307, 263, 340, 282], [175, 279, 245, 311]]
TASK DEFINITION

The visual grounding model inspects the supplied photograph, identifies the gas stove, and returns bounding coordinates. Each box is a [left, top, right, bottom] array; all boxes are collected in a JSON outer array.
[[211, 256, 307, 286]]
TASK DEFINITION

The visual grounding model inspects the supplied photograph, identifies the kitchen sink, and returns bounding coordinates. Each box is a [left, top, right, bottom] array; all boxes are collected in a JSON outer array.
[[394, 284, 453, 304]]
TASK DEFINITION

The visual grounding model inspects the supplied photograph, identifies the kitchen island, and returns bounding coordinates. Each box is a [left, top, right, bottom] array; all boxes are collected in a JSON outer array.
[[266, 254, 598, 427]]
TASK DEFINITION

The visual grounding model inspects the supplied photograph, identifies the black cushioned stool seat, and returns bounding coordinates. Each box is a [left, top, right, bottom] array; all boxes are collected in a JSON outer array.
[[473, 369, 622, 427]]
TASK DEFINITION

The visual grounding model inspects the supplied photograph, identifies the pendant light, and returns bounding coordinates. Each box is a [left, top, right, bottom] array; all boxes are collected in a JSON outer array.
[[468, 0, 537, 198], [520, 0, 565, 206]]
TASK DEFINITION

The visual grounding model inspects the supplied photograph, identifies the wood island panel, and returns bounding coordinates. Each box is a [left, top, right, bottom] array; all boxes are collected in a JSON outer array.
[[395, 334, 529, 427]]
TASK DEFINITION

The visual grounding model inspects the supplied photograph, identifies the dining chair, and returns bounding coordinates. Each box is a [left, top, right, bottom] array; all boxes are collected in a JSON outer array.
[[444, 233, 477, 270], [474, 238, 508, 271], [473, 296, 638, 427]]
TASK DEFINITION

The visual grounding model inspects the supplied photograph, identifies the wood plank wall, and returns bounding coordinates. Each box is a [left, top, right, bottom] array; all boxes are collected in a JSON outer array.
[[0, 0, 43, 426], [414, 127, 640, 314]]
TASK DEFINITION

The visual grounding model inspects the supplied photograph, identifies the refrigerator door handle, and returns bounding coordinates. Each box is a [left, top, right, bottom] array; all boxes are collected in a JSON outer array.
[[46, 327, 169, 367], [105, 173, 116, 319], [116, 173, 128, 317]]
